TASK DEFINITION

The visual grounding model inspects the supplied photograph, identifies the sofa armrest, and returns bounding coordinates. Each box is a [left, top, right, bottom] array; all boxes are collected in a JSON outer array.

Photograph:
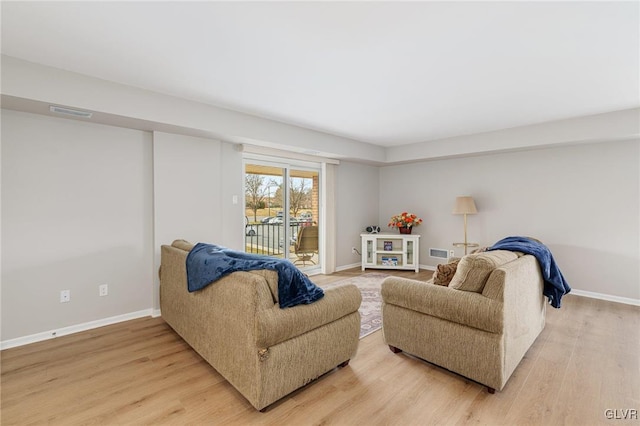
[[493, 255, 546, 338], [381, 276, 503, 334], [255, 284, 362, 348]]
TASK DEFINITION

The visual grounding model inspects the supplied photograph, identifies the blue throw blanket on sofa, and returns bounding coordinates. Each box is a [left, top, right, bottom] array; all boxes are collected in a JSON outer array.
[[488, 236, 571, 308], [185, 243, 324, 308]]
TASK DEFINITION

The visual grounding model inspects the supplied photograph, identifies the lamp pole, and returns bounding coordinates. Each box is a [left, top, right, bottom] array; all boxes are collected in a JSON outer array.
[[266, 181, 278, 217], [463, 213, 469, 255]]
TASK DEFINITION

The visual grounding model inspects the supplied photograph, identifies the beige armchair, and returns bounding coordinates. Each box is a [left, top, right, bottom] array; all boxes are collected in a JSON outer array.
[[381, 251, 546, 393], [160, 240, 361, 411]]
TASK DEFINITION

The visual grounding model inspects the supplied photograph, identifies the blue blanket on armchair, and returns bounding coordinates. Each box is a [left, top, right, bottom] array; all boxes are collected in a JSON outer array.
[[488, 236, 571, 308], [185, 243, 324, 309]]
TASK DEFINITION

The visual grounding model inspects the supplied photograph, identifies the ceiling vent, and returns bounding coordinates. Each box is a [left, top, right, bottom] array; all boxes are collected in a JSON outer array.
[[49, 105, 93, 118]]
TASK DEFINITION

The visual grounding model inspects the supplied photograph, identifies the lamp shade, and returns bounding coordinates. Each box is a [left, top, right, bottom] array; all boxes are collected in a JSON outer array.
[[452, 196, 478, 215]]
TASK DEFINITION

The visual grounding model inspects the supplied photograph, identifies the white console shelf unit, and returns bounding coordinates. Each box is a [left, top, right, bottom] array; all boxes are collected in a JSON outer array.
[[361, 233, 420, 272]]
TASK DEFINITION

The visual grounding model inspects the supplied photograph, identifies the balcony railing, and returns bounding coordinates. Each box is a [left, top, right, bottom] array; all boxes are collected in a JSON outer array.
[[244, 221, 316, 265]]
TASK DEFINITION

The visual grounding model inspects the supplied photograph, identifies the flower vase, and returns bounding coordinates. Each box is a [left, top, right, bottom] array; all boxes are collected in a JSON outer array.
[[399, 226, 412, 234]]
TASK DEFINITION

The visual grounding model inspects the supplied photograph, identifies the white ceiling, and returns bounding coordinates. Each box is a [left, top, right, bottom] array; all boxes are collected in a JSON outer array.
[[1, 1, 638, 147]]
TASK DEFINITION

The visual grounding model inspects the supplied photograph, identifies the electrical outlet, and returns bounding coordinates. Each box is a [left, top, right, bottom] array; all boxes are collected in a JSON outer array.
[[352, 247, 358, 254], [99, 284, 108, 297], [60, 290, 70, 303], [449, 250, 455, 258]]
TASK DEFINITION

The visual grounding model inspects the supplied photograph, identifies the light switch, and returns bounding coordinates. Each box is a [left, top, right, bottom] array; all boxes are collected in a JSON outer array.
[[232, 195, 238, 205]]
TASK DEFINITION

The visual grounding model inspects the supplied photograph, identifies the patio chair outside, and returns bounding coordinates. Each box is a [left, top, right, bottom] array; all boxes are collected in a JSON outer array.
[[294, 225, 318, 266]]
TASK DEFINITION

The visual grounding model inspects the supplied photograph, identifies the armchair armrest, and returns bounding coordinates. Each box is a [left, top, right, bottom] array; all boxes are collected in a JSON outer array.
[[381, 277, 503, 334], [255, 284, 361, 348]]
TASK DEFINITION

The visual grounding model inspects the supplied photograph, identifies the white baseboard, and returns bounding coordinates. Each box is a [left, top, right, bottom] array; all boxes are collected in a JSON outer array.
[[6, 289, 632, 351], [335, 263, 435, 273], [336, 263, 361, 272], [0, 309, 153, 350], [570, 289, 640, 306]]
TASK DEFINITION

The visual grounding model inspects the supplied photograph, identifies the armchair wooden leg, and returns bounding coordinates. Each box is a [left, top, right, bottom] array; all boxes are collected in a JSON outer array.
[[488, 387, 495, 394], [389, 345, 402, 354]]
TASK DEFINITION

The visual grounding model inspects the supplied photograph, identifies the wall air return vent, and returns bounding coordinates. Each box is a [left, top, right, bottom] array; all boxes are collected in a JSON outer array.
[[49, 105, 93, 118], [429, 248, 449, 260]]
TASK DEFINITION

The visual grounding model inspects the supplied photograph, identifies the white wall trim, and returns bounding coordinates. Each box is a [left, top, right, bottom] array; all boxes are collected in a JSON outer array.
[[323, 163, 337, 274], [0, 309, 153, 350], [3, 286, 635, 352], [334, 266, 638, 306], [570, 289, 640, 307], [5, 57, 636, 166], [336, 263, 361, 272], [334, 263, 436, 273], [2, 56, 385, 164], [240, 144, 340, 165], [385, 108, 640, 163]]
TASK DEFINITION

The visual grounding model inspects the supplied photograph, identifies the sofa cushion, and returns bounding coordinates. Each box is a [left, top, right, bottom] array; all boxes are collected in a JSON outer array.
[[432, 258, 460, 286], [381, 277, 504, 333], [449, 250, 518, 293]]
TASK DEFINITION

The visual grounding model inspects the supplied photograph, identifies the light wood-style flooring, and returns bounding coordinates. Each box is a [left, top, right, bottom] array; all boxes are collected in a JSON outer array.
[[1, 268, 639, 425]]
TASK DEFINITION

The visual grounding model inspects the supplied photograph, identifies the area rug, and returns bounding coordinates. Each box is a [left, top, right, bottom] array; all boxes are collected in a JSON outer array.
[[323, 273, 389, 339]]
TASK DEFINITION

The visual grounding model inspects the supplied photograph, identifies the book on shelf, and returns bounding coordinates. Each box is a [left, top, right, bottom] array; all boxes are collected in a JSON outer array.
[[383, 241, 393, 251], [381, 256, 398, 266]]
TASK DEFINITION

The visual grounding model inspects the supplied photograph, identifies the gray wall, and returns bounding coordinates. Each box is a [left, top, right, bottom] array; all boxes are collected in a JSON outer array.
[[1, 111, 245, 341], [1, 110, 154, 340], [152, 131, 243, 311], [2, 107, 638, 344], [379, 140, 640, 300], [335, 161, 380, 269]]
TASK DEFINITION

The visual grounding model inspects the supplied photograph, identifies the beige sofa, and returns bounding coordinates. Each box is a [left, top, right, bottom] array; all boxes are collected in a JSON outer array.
[[160, 240, 362, 411], [381, 250, 546, 392]]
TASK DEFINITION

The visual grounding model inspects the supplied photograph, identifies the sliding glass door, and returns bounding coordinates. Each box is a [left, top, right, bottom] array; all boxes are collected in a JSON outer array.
[[244, 159, 321, 272]]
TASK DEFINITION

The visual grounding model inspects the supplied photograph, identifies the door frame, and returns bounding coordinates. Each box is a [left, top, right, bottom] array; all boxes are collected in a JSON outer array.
[[243, 154, 323, 274]]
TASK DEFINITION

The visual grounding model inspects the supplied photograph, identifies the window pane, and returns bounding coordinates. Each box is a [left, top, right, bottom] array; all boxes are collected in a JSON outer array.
[[244, 162, 321, 271]]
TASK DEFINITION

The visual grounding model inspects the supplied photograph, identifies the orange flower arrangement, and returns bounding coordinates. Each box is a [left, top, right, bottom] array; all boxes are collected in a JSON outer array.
[[388, 212, 423, 228]]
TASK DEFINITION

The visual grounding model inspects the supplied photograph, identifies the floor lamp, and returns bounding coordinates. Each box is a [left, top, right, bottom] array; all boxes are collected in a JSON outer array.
[[452, 196, 478, 255]]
